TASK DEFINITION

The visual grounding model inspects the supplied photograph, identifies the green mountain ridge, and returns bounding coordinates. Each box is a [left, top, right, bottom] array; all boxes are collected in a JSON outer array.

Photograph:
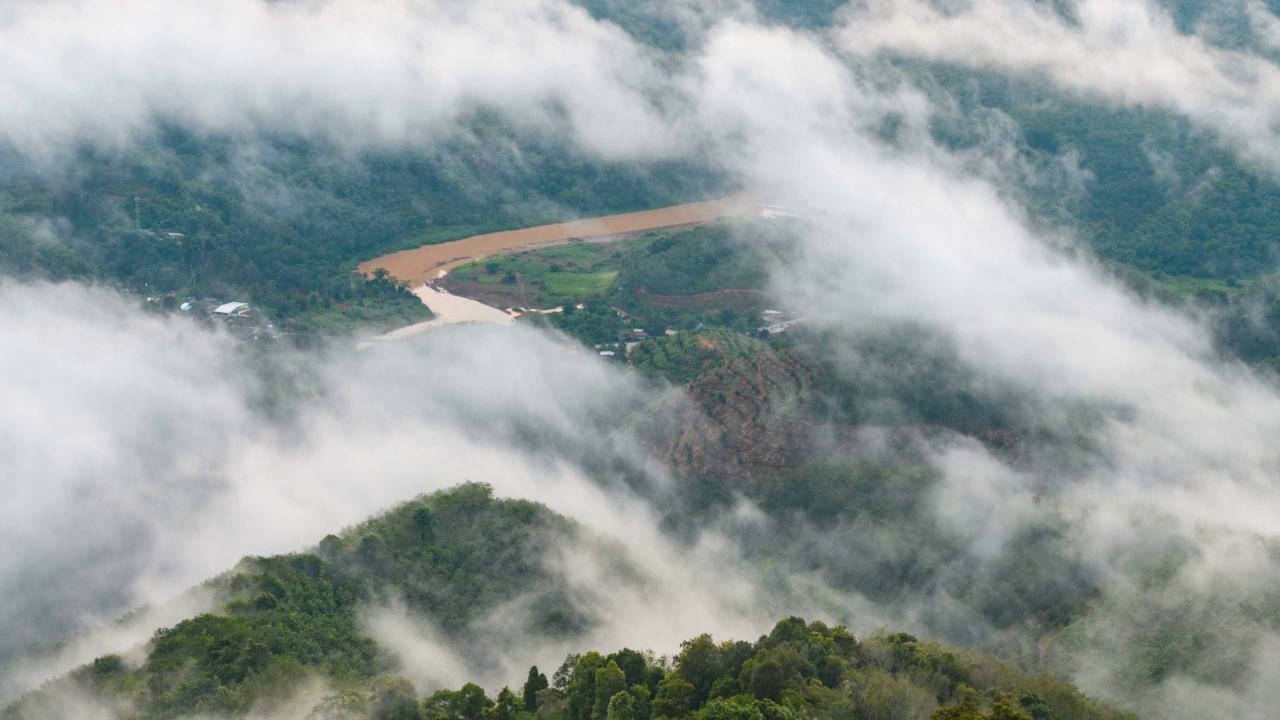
[[3, 485, 1133, 720]]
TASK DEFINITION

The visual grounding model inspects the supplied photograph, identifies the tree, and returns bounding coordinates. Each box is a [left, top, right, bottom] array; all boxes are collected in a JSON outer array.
[[554, 654, 581, 691], [370, 675, 422, 720], [566, 652, 607, 720], [594, 661, 628, 720], [606, 691, 639, 720], [412, 506, 437, 542], [1017, 694, 1055, 720], [930, 701, 984, 720], [308, 690, 370, 720], [423, 683, 495, 720], [929, 697, 1032, 720], [747, 658, 784, 702], [523, 666, 549, 712], [652, 675, 695, 719], [676, 634, 723, 706], [608, 649, 648, 688], [488, 687, 525, 720], [317, 534, 345, 559], [696, 698, 765, 720], [629, 685, 651, 720], [990, 695, 1033, 720]]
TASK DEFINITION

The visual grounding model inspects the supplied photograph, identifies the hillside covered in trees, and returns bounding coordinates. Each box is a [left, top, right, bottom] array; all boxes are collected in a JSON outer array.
[[8, 2, 1280, 720], [3, 485, 1132, 720]]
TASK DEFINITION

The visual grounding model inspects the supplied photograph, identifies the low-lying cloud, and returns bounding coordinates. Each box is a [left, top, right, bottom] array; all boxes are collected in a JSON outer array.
[[0, 0, 681, 162], [0, 280, 818, 703], [8, 0, 1280, 718], [838, 0, 1280, 172]]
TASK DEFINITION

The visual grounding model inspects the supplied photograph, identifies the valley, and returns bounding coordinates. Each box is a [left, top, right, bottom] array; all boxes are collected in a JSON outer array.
[[7, 1, 1280, 719]]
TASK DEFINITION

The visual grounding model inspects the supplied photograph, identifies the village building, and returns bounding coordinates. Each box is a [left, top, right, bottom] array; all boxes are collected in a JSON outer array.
[[213, 302, 250, 317]]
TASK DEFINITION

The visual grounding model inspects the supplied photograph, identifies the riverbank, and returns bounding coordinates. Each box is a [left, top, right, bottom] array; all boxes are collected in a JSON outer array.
[[356, 285, 514, 349], [356, 192, 765, 288]]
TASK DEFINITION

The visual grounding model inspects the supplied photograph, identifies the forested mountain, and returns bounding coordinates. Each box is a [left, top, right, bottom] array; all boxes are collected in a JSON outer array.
[[2, 486, 1132, 720], [5, 484, 579, 718], [8, 1, 1280, 720], [913, 65, 1280, 282]]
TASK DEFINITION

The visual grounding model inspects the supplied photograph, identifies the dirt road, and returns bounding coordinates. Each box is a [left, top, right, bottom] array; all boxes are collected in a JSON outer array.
[[356, 192, 764, 287]]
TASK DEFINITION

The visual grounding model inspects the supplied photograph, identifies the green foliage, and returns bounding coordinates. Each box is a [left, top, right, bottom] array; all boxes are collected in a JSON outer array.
[[931, 695, 1033, 720], [550, 303, 627, 345], [524, 668, 550, 712], [443, 220, 794, 347], [450, 242, 624, 309], [544, 271, 619, 298], [372, 676, 424, 720], [629, 328, 769, 385], [308, 691, 371, 720], [574, 0, 847, 50], [798, 324, 1028, 432], [0, 211, 94, 280], [422, 683, 494, 720], [593, 662, 627, 720], [284, 294, 433, 337], [332, 483, 580, 635], [419, 619, 1132, 720], [606, 691, 640, 720], [11, 485, 577, 719], [919, 65, 1280, 281], [652, 675, 695, 719], [613, 223, 781, 298], [0, 115, 726, 334], [1207, 279, 1280, 368]]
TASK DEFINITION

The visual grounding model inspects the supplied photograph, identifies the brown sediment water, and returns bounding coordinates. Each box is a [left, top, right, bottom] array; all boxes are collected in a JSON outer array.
[[356, 191, 765, 287], [355, 285, 516, 350]]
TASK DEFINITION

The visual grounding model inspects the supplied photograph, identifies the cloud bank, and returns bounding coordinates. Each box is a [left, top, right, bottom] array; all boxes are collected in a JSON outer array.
[[7, 0, 1280, 718], [0, 281, 828, 704], [0, 0, 680, 160], [838, 0, 1280, 172]]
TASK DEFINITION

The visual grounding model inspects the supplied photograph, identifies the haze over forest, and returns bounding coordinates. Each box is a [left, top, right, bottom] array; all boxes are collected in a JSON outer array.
[[6, 1, 1280, 719]]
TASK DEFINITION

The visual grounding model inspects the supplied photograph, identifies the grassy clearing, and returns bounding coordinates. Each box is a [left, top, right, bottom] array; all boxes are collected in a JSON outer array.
[[1148, 273, 1260, 298], [544, 271, 618, 296], [449, 238, 637, 306], [1109, 262, 1276, 303]]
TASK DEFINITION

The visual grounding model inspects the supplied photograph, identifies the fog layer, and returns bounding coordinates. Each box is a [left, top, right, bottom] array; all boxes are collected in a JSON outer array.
[[6, 1, 1280, 718]]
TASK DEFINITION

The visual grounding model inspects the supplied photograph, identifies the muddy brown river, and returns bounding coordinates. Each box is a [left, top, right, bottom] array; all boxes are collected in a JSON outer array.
[[356, 192, 765, 287]]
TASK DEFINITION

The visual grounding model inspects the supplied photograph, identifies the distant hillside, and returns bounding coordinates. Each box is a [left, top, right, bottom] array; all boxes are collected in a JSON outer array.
[[637, 329, 818, 481], [3, 484, 584, 720], [0, 119, 727, 336]]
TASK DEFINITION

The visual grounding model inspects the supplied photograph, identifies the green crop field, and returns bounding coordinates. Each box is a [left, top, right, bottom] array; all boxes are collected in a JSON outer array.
[[544, 271, 618, 297]]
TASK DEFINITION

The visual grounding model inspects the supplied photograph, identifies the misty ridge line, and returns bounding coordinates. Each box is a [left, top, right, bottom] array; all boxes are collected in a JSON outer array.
[[0, 284, 783, 697], [838, 0, 1280, 174], [4, 0, 1276, 173], [5, 0, 1280, 718]]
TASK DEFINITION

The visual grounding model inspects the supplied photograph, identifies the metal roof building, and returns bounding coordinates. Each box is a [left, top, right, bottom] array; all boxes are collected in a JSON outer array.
[[214, 302, 250, 316]]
